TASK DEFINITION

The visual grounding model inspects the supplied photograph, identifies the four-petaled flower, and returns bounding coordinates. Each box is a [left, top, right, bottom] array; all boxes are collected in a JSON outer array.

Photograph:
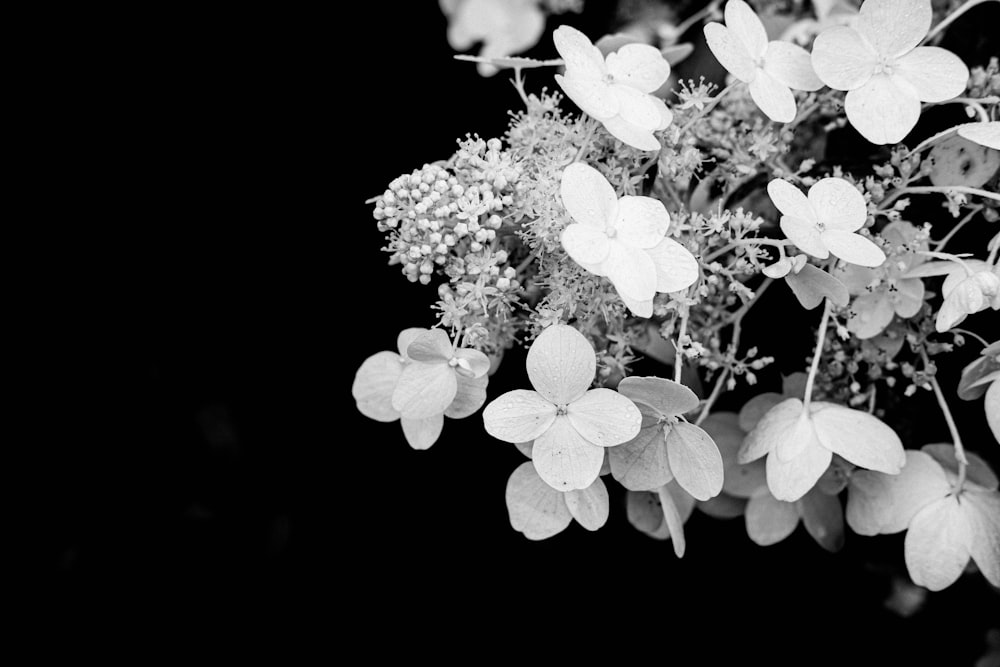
[[505, 461, 610, 540], [811, 0, 969, 145], [442, 0, 545, 77], [907, 258, 1000, 332], [483, 324, 642, 491], [704, 0, 823, 123], [560, 162, 699, 316], [767, 176, 886, 268], [553, 25, 674, 151]]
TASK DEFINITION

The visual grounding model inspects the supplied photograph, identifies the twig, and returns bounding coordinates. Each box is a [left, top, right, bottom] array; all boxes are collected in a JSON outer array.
[[921, 349, 969, 492], [802, 299, 832, 411]]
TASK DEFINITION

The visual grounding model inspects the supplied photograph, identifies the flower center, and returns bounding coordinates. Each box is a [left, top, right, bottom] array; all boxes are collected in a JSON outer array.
[[874, 56, 896, 75], [555, 404, 568, 416]]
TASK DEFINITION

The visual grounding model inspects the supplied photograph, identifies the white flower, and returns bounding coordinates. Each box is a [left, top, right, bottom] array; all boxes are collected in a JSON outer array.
[[767, 177, 886, 267], [442, 0, 545, 77], [482, 324, 642, 491], [811, 0, 969, 145], [703, 0, 823, 123], [552, 25, 673, 151], [505, 461, 610, 540], [937, 259, 1000, 333], [559, 162, 698, 316]]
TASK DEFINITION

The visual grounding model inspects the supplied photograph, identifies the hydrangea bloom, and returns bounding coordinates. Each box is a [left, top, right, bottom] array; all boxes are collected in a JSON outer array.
[[847, 446, 1000, 591], [811, 0, 969, 145], [907, 258, 1000, 332], [767, 177, 886, 267], [442, 0, 545, 77], [559, 162, 699, 316], [505, 461, 610, 540], [483, 324, 642, 490], [958, 342, 1000, 445], [553, 25, 673, 150], [353, 328, 489, 449], [703, 0, 823, 122]]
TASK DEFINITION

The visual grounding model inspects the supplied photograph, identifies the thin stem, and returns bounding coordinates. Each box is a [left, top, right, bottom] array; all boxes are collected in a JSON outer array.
[[695, 368, 729, 426], [678, 82, 737, 135], [988, 231, 1000, 267], [674, 310, 689, 383], [788, 99, 820, 131], [572, 119, 598, 163], [704, 238, 791, 263], [670, 0, 719, 39], [934, 206, 982, 251], [514, 248, 540, 276], [951, 327, 989, 347], [923, 0, 994, 45], [921, 350, 968, 491], [879, 185, 1000, 210], [511, 67, 529, 106], [802, 299, 832, 411]]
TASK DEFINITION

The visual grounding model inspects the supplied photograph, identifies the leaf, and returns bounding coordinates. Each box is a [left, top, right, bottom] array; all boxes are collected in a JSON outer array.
[[665, 422, 724, 501], [798, 488, 845, 552], [810, 402, 905, 474], [617, 376, 699, 417], [566, 388, 642, 447], [962, 488, 1000, 587], [608, 424, 673, 491], [505, 462, 572, 540], [400, 414, 445, 450], [921, 443, 998, 491], [564, 477, 610, 531], [929, 135, 1000, 188], [391, 362, 458, 419], [745, 492, 800, 546], [697, 493, 747, 519], [453, 54, 563, 69], [526, 324, 597, 405], [445, 374, 488, 419], [352, 351, 404, 422], [482, 389, 556, 443], [785, 264, 850, 310], [626, 490, 672, 540], [532, 416, 605, 491], [904, 496, 972, 592], [846, 450, 950, 536]]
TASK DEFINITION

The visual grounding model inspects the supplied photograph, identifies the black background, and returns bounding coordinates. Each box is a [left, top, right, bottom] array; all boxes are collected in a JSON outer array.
[[36, 0, 998, 657]]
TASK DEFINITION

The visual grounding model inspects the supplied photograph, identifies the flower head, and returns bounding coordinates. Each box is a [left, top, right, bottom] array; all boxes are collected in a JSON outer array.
[[703, 0, 823, 122], [553, 25, 673, 150], [936, 260, 1000, 333], [559, 162, 699, 316], [811, 0, 969, 144], [443, 0, 545, 77], [482, 324, 642, 490], [767, 176, 886, 267]]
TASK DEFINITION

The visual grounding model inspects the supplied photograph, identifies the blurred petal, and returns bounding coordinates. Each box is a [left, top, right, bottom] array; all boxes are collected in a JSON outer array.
[[626, 490, 672, 539], [614, 196, 670, 249], [609, 425, 673, 491], [748, 68, 796, 123], [726, 459, 768, 499], [652, 96, 674, 130], [763, 40, 823, 91], [620, 292, 653, 317], [564, 477, 611, 531], [963, 489, 1000, 587], [857, 0, 931, 58], [811, 26, 877, 90], [766, 437, 832, 502], [810, 402, 904, 473], [848, 292, 894, 339], [834, 263, 878, 295], [527, 324, 596, 405], [890, 278, 925, 318], [987, 381, 1000, 444], [618, 376, 700, 417], [703, 22, 756, 82], [482, 389, 556, 442], [401, 414, 444, 450], [646, 237, 699, 293], [533, 415, 606, 491], [605, 240, 658, 301], [601, 114, 661, 151], [896, 46, 969, 103], [739, 397, 804, 463], [922, 443, 999, 491], [560, 162, 617, 229], [799, 488, 845, 552], [846, 450, 949, 535], [666, 422, 725, 501], [768, 178, 815, 221], [606, 43, 670, 93], [844, 74, 920, 145], [785, 264, 850, 309], [698, 493, 747, 519], [352, 351, 404, 422], [738, 392, 785, 432], [904, 496, 971, 591], [506, 461, 573, 540], [392, 362, 458, 419], [562, 223, 612, 265], [745, 492, 800, 545], [445, 374, 489, 419], [566, 388, 643, 447], [406, 328, 453, 363], [809, 177, 868, 232], [782, 372, 809, 399], [821, 230, 887, 267], [725, 0, 768, 59]]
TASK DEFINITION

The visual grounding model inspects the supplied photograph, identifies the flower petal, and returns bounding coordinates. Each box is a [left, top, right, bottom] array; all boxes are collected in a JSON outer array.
[[566, 388, 643, 447], [613, 196, 670, 249], [532, 415, 606, 491], [444, 373, 488, 419], [482, 389, 557, 443], [798, 488, 845, 552], [626, 490, 672, 539], [618, 376, 700, 417], [808, 177, 868, 232], [745, 491, 800, 546], [560, 162, 618, 229], [857, 0, 931, 59], [453, 348, 490, 379], [774, 409, 818, 462], [606, 43, 670, 93], [601, 114, 661, 151], [748, 68, 797, 123], [890, 278, 925, 318], [844, 74, 921, 145], [738, 392, 785, 433], [703, 22, 756, 82], [846, 450, 950, 536], [725, 0, 768, 59], [986, 381, 1000, 444], [505, 461, 573, 540], [963, 489, 1000, 588], [666, 422, 725, 501], [392, 362, 458, 419], [562, 223, 612, 266], [821, 230, 887, 267], [555, 73, 619, 120], [604, 240, 658, 301], [553, 25, 607, 79], [921, 443, 999, 491], [406, 328, 453, 363], [811, 26, 877, 91], [957, 121, 1000, 151], [352, 351, 404, 422], [895, 46, 969, 103], [785, 264, 850, 309], [904, 496, 971, 591], [609, 425, 673, 491], [847, 292, 895, 339], [781, 216, 828, 259], [611, 84, 663, 131], [763, 40, 823, 91], [766, 437, 833, 502], [652, 96, 674, 130], [698, 493, 747, 519], [400, 414, 444, 450], [619, 292, 653, 317], [810, 402, 905, 473], [646, 237, 699, 293], [526, 324, 596, 405], [767, 177, 815, 221], [739, 397, 804, 463], [564, 476, 611, 531], [397, 328, 429, 358], [659, 482, 693, 557]]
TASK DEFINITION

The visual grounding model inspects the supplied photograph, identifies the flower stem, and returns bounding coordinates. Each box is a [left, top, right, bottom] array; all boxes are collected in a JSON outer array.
[[922, 0, 995, 45], [934, 205, 983, 251], [674, 309, 689, 383], [879, 185, 1000, 210], [704, 238, 792, 263], [921, 349, 968, 492], [802, 298, 832, 412], [573, 119, 598, 163]]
